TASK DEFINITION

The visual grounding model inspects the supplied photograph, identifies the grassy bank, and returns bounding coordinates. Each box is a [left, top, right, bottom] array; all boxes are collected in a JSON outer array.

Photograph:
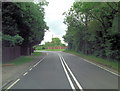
[[3, 56, 34, 66], [3, 52, 42, 66], [33, 52, 42, 56], [37, 49, 65, 51], [64, 50, 119, 71]]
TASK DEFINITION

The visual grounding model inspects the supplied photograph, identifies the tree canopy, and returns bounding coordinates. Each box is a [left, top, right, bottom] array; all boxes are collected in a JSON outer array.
[[34, 37, 66, 50], [63, 2, 119, 60], [2, 2, 48, 47]]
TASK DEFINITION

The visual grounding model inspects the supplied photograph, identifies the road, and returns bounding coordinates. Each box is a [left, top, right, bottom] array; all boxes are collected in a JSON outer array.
[[4, 51, 119, 91]]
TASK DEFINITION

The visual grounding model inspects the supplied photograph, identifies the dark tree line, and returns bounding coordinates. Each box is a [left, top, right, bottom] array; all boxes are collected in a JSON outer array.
[[2, 2, 48, 55], [63, 2, 120, 61], [34, 37, 66, 50]]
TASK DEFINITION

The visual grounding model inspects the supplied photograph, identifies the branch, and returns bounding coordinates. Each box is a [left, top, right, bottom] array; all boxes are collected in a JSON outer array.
[[106, 2, 118, 13]]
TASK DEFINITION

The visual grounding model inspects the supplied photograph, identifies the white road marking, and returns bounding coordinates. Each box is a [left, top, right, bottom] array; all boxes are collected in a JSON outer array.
[[33, 57, 45, 68], [33, 62, 39, 67], [23, 72, 28, 76], [60, 54, 83, 90], [6, 79, 20, 90], [58, 54, 76, 91], [5, 55, 47, 90], [80, 58, 120, 77], [29, 68, 32, 71]]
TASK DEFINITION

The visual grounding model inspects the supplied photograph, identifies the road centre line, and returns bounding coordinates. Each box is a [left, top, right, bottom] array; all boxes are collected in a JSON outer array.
[[6, 79, 20, 90], [60, 55, 83, 90], [58, 54, 76, 91], [66, 52, 120, 77], [59, 54, 83, 90]]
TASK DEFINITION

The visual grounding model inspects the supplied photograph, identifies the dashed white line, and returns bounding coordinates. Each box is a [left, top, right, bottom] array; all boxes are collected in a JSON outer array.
[[5, 55, 47, 90], [29, 68, 32, 71], [33, 63, 38, 67], [33, 57, 45, 68], [6, 79, 20, 90], [23, 72, 28, 76]]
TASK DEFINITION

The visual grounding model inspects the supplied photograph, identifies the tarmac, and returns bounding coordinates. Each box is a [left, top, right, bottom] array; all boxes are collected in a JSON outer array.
[[2, 53, 46, 88]]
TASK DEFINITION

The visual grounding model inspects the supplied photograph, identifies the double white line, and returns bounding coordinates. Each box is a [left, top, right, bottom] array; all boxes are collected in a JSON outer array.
[[58, 53, 83, 91]]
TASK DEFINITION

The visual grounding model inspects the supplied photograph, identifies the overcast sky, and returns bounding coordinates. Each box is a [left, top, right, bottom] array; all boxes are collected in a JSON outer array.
[[39, 0, 75, 45]]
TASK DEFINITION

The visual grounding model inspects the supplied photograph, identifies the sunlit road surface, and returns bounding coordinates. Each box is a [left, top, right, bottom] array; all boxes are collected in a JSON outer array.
[[4, 51, 118, 91]]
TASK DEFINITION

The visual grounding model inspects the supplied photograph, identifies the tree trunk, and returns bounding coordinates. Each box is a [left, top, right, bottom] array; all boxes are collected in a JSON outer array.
[[21, 46, 30, 56]]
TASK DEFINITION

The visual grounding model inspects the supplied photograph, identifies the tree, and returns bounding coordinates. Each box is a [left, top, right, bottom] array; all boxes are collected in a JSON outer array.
[[2, 2, 48, 55], [51, 38, 62, 47], [41, 37, 65, 48], [63, 2, 119, 60]]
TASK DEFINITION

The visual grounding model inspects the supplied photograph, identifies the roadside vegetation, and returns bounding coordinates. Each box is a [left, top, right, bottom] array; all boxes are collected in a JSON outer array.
[[3, 56, 34, 66], [33, 52, 42, 56], [2, 2, 48, 55], [3, 52, 42, 66], [38, 49, 65, 51], [2, 2, 48, 63], [64, 50, 119, 70], [63, 2, 119, 69], [34, 37, 66, 50]]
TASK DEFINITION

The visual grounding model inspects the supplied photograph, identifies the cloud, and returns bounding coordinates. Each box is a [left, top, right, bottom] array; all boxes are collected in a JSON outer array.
[[41, 0, 74, 45]]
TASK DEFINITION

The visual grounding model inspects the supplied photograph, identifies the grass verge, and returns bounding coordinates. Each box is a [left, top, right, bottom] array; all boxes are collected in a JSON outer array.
[[3, 56, 34, 66], [3, 52, 42, 66], [33, 52, 42, 56], [63, 50, 119, 71], [37, 49, 65, 51]]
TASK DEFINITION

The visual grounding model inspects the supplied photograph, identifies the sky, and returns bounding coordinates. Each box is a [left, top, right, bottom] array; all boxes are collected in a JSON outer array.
[[39, 0, 75, 45]]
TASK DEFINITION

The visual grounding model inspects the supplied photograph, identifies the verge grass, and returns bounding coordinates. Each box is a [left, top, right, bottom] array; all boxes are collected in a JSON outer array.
[[33, 52, 42, 56], [3, 52, 42, 66], [38, 49, 65, 51], [3, 56, 34, 66], [64, 50, 119, 71]]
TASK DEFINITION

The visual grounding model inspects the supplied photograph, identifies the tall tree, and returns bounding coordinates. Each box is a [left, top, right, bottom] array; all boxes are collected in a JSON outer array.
[[2, 2, 49, 55], [63, 2, 119, 60]]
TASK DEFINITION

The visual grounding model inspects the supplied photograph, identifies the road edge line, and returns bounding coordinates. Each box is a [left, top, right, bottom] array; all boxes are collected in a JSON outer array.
[[81, 58, 120, 77], [6, 79, 20, 90], [64, 52, 120, 77]]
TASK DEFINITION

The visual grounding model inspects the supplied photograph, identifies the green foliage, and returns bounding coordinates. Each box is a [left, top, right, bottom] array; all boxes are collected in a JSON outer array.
[[44, 37, 65, 48], [33, 52, 42, 56], [2, 34, 24, 46], [3, 56, 34, 66], [64, 50, 119, 70], [63, 2, 119, 61], [2, 2, 48, 47], [35, 37, 66, 50], [37, 49, 65, 51]]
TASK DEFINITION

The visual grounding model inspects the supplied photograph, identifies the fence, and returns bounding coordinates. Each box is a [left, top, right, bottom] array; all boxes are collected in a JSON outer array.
[[47, 46, 67, 49], [2, 46, 21, 63]]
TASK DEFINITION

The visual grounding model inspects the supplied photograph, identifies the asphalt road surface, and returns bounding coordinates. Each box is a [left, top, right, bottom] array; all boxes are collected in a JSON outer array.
[[4, 51, 119, 91]]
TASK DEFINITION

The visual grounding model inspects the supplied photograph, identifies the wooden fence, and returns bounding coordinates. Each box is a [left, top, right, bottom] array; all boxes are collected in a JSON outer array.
[[2, 46, 21, 63]]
